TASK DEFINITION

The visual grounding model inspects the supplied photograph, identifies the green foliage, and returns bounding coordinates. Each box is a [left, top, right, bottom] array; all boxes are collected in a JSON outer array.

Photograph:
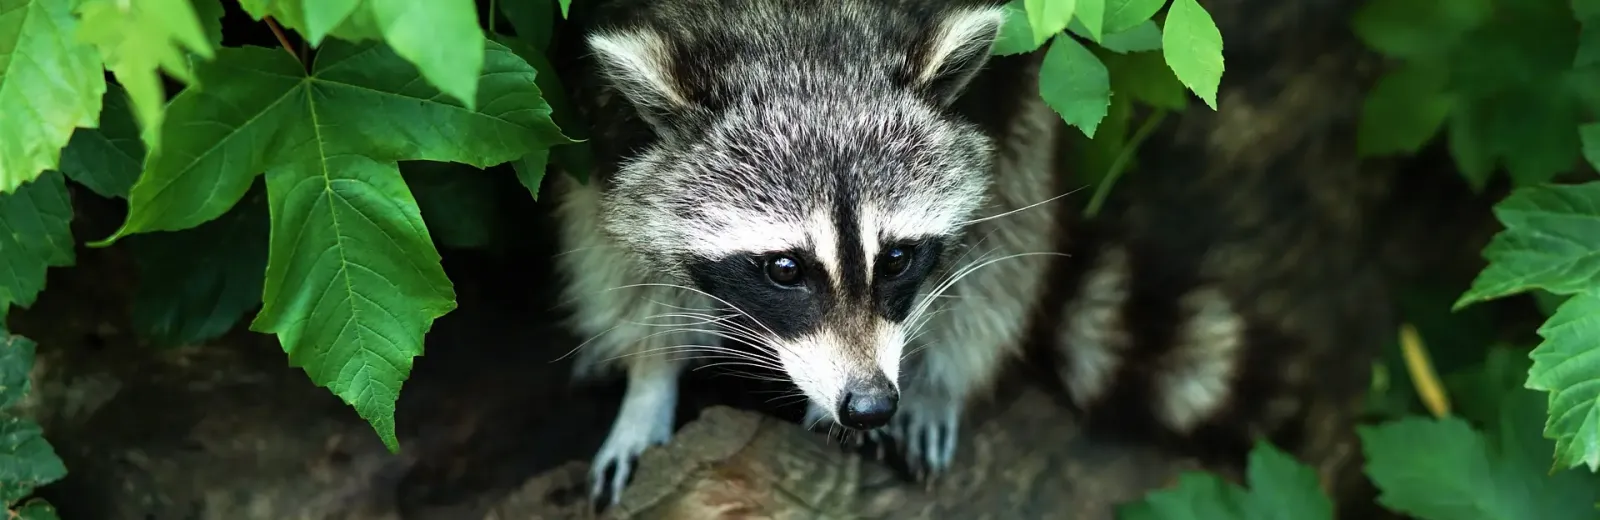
[[129, 192, 268, 348], [1354, 0, 1596, 189], [0, 329, 64, 515], [1116, 442, 1333, 520], [1005, 0, 1225, 139], [75, 0, 218, 153], [1159, 0, 1224, 110], [0, 0, 106, 194], [1040, 35, 1111, 138], [0, 173, 74, 315]]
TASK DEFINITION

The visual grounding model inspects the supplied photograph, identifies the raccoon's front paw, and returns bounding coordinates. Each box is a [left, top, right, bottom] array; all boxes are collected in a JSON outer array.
[[871, 395, 961, 480], [589, 408, 674, 509]]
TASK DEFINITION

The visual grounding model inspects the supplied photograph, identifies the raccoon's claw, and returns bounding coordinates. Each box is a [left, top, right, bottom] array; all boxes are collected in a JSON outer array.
[[588, 390, 676, 509], [872, 397, 961, 481]]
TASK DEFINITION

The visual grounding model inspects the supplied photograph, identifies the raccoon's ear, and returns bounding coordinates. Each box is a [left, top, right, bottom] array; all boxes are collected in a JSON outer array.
[[588, 29, 693, 126], [910, 6, 1007, 106]]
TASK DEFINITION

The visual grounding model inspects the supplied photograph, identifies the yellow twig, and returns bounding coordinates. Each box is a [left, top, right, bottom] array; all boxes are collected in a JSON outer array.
[[1400, 323, 1450, 417]]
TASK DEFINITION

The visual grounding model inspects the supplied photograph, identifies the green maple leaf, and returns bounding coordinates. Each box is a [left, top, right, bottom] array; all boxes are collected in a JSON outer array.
[[0, 326, 35, 409], [1117, 441, 1332, 520], [0, 0, 107, 195], [57, 84, 142, 199], [1457, 182, 1600, 307], [238, 0, 486, 109], [1039, 34, 1111, 138], [92, 40, 566, 449], [0, 172, 74, 315], [74, 0, 216, 153], [1160, 0, 1224, 110], [1361, 410, 1600, 520], [128, 191, 268, 348]]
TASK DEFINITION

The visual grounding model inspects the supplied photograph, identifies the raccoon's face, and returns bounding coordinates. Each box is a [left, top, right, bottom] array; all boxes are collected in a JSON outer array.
[[587, 2, 1006, 430]]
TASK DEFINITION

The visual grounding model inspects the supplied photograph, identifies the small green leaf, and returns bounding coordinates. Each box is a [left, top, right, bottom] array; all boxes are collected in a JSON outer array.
[[13, 500, 59, 520], [0, 172, 74, 315], [1490, 85, 1582, 187], [0, 415, 66, 504], [1356, 62, 1454, 157], [1447, 104, 1497, 191], [513, 148, 551, 200], [193, 0, 224, 49], [75, 0, 216, 153], [0, 0, 107, 195], [0, 329, 37, 409], [364, 0, 486, 109], [303, 0, 362, 45], [1039, 35, 1111, 138], [1117, 473, 1245, 520], [1105, 50, 1186, 110], [1582, 123, 1600, 172], [1025, 0, 1077, 46], [1074, 0, 1105, 41], [559, 0, 571, 18], [1103, 0, 1165, 34], [993, 0, 1044, 55], [1159, 0, 1223, 110], [1457, 182, 1600, 307], [1096, 21, 1161, 53], [1350, 0, 1490, 59], [128, 191, 268, 348], [58, 84, 143, 199]]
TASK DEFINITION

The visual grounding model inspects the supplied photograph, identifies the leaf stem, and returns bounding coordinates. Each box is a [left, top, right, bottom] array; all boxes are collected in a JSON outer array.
[[1084, 108, 1168, 218], [264, 17, 302, 67], [489, 0, 498, 34]]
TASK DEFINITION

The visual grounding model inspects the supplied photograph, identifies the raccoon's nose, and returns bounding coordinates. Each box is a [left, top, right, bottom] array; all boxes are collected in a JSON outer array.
[[837, 373, 898, 430]]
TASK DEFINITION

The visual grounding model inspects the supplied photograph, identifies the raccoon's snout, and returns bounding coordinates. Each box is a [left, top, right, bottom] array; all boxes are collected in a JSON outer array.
[[837, 371, 898, 430]]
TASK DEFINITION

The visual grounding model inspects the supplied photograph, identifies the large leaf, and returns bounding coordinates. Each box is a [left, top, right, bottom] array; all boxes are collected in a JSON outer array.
[[1360, 413, 1600, 520], [1117, 441, 1332, 520], [1025, 0, 1076, 46], [1159, 0, 1223, 109], [1103, 0, 1165, 34], [98, 40, 567, 243], [1039, 35, 1111, 138], [1356, 62, 1454, 157], [0, 0, 106, 194], [1457, 182, 1600, 306], [128, 191, 268, 348], [1095, 21, 1161, 53], [58, 84, 142, 199], [1105, 49, 1186, 110], [1527, 293, 1600, 471], [253, 153, 454, 452], [0, 172, 73, 314], [74, 0, 215, 152], [93, 40, 568, 449]]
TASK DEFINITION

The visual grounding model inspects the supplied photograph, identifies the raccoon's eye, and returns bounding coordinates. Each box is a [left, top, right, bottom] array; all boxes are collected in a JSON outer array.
[[765, 255, 804, 286], [882, 244, 914, 276]]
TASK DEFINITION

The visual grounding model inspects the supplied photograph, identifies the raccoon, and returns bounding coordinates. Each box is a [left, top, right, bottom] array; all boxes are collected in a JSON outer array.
[[545, 0, 1066, 505]]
